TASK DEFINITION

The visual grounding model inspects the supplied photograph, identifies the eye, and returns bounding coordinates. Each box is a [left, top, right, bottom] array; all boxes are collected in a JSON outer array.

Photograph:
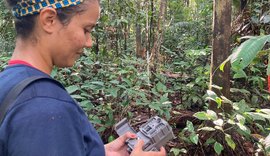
[[84, 29, 90, 34]]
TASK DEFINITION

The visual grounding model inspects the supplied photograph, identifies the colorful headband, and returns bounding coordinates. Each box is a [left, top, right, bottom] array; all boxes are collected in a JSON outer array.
[[12, 0, 84, 18]]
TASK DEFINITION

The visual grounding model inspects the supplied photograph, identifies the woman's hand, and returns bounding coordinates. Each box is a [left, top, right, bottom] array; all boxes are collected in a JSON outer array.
[[105, 132, 167, 156], [104, 132, 136, 156], [130, 139, 166, 156]]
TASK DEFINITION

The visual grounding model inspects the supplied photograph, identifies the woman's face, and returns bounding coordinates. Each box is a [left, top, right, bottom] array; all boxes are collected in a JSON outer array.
[[50, 0, 100, 67]]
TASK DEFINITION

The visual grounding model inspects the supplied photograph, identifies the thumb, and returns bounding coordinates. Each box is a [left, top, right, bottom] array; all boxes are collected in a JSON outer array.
[[159, 146, 166, 154], [117, 132, 137, 143], [133, 139, 145, 151]]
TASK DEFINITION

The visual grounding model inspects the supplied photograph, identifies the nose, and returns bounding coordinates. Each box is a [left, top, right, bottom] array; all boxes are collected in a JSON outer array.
[[85, 35, 93, 48]]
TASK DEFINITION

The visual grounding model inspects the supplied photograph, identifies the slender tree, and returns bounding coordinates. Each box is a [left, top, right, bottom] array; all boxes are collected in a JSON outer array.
[[136, 0, 143, 58], [209, 0, 232, 112], [151, 0, 167, 68]]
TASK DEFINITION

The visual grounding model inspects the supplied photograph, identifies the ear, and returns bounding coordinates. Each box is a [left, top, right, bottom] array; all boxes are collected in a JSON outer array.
[[39, 8, 59, 34]]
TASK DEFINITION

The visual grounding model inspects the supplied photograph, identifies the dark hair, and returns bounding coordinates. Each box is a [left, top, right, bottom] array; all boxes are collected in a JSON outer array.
[[5, 0, 98, 39]]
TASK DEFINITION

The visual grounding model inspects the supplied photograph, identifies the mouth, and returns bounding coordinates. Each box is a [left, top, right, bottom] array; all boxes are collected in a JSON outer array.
[[76, 51, 84, 55]]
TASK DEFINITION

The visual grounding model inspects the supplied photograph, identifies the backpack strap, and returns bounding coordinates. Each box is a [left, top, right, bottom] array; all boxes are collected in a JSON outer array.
[[0, 76, 65, 125]]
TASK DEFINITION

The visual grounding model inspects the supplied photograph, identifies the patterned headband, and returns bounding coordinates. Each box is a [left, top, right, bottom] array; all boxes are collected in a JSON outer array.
[[12, 0, 84, 18]]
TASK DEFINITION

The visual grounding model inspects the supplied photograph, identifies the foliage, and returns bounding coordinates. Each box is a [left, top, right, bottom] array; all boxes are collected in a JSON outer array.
[[51, 53, 174, 137], [176, 89, 270, 155], [165, 48, 211, 110], [0, 0, 15, 54], [221, 35, 270, 78], [219, 35, 270, 108]]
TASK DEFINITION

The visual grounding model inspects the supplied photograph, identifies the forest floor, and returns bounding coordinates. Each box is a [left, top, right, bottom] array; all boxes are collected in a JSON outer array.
[[109, 108, 259, 156]]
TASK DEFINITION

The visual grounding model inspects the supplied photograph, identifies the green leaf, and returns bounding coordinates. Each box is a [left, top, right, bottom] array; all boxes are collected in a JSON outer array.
[[156, 81, 167, 92], [213, 119, 224, 127], [109, 80, 119, 84], [80, 100, 94, 110], [236, 123, 250, 134], [193, 112, 209, 120], [232, 99, 251, 113], [160, 93, 169, 103], [211, 85, 223, 90], [231, 35, 270, 70], [262, 15, 270, 24], [260, 109, 270, 114], [245, 112, 266, 122], [108, 135, 115, 143], [221, 96, 233, 104], [198, 127, 216, 131], [50, 68, 58, 78], [189, 133, 199, 145], [216, 97, 222, 108], [170, 148, 187, 155], [90, 81, 104, 86], [71, 94, 84, 100], [252, 112, 270, 120], [230, 88, 251, 94], [207, 110, 218, 120], [149, 103, 161, 111], [205, 138, 216, 145], [214, 126, 223, 131], [97, 126, 106, 133], [186, 121, 194, 132], [219, 55, 231, 72], [66, 85, 80, 94], [232, 69, 247, 79], [228, 119, 236, 125], [214, 142, 224, 155], [170, 148, 180, 155], [107, 88, 119, 98], [230, 35, 270, 78], [225, 134, 236, 150], [251, 95, 259, 104], [207, 90, 218, 99], [236, 114, 245, 124]]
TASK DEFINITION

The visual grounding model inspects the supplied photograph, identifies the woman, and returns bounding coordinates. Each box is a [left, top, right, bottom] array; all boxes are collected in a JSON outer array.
[[0, 0, 166, 155]]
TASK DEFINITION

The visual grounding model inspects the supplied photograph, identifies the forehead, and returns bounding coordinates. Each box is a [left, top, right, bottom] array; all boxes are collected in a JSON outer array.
[[72, 0, 100, 24]]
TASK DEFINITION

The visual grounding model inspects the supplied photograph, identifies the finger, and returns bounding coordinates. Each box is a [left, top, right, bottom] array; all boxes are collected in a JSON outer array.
[[133, 139, 144, 151], [159, 146, 166, 155], [125, 131, 137, 139], [117, 131, 137, 143]]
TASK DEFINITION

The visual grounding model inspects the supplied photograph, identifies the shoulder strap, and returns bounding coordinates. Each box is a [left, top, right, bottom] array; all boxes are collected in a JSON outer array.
[[0, 76, 65, 125]]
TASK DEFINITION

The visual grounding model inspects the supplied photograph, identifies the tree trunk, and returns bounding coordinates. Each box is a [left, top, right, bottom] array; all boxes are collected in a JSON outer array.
[[124, 24, 127, 52], [151, 0, 167, 68], [149, 0, 154, 51], [209, 0, 232, 113], [240, 0, 247, 11], [136, 0, 145, 58]]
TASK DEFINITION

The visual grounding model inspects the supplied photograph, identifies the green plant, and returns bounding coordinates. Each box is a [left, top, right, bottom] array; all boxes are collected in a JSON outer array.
[[220, 35, 270, 106], [176, 89, 270, 155], [164, 47, 211, 110], [221, 35, 270, 78], [52, 53, 174, 139]]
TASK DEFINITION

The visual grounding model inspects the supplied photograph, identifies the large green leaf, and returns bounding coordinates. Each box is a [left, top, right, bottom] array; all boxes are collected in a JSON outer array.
[[193, 111, 209, 120], [66, 85, 80, 94], [230, 35, 270, 78], [225, 134, 236, 150], [189, 133, 199, 145], [214, 142, 224, 155]]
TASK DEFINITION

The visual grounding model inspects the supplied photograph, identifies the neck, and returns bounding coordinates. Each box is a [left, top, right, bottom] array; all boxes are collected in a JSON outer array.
[[11, 37, 53, 75]]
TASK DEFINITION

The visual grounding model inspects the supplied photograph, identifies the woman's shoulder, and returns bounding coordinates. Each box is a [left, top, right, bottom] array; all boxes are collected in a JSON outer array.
[[0, 65, 81, 120]]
